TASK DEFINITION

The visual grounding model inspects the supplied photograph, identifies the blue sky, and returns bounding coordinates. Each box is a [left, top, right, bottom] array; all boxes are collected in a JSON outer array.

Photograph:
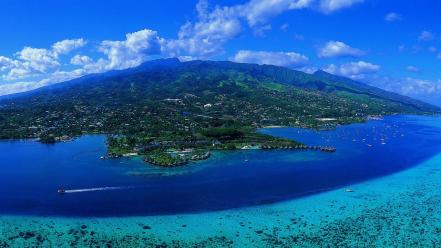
[[1, 0, 441, 105]]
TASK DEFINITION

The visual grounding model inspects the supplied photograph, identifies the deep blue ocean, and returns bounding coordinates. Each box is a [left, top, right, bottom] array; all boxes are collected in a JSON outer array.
[[1, 115, 441, 217]]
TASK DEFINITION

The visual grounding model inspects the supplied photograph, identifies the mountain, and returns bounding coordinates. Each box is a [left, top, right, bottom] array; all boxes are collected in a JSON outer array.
[[0, 58, 438, 144]]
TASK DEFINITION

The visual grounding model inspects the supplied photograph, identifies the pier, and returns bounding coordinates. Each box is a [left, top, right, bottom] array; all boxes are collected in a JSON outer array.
[[261, 145, 336, 153]]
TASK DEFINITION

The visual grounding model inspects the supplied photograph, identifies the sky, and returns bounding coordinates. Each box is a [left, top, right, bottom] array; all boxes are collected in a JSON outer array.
[[1, 0, 441, 105]]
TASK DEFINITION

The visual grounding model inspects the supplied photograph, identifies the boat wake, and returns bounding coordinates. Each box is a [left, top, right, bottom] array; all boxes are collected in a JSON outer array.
[[63, 186, 136, 194]]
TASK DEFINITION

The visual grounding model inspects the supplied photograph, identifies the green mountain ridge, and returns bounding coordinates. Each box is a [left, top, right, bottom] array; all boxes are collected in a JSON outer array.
[[0, 58, 438, 163]]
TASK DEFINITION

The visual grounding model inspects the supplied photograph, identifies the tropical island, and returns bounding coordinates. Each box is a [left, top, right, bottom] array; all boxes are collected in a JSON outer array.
[[0, 58, 438, 166]]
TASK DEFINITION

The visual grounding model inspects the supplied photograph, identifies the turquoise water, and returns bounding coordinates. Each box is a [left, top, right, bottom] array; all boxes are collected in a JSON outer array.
[[1, 115, 441, 246]]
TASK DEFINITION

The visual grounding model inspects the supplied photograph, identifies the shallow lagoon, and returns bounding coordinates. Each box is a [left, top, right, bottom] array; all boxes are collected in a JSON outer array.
[[1, 115, 441, 246]]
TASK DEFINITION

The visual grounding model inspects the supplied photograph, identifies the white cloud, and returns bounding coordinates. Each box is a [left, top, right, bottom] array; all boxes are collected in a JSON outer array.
[[52, 38, 87, 56], [0, 30, 160, 93], [0, 38, 86, 80], [324, 61, 380, 79], [5, 67, 35, 81], [339, 61, 380, 75], [162, 0, 363, 59], [38, 69, 87, 86], [81, 58, 110, 74], [242, 0, 364, 24], [406, 66, 419, 73], [164, 0, 298, 57], [239, 0, 364, 19], [177, 56, 197, 62], [0, 31, 158, 87], [318, 41, 365, 58], [0, 81, 45, 96], [418, 31, 434, 41], [3, 47, 61, 80], [0, 68, 87, 96], [298, 66, 318, 74], [70, 55, 93, 66], [385, 12, 402, 22], [162, 2, 242, 58], [242, 0, 313, 26], [0, 56, 17, 71], [319, 0, 364, 14], [99, 29, 162, 70], [232, 50, 309, 68], [17, 47, 59, 71]]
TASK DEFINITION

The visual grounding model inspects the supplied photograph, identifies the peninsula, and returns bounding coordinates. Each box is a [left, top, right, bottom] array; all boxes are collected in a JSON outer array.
[[0, 59, 438, 166]]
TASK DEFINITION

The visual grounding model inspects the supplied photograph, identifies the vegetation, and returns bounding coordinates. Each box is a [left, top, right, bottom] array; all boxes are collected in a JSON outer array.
[[144, 152, 188, 167], [38, 134, 56, 144], [0, 58, 438, 166]]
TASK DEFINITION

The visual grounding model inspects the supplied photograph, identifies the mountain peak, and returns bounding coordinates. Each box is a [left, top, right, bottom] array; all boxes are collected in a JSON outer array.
[[313, 70, 333, 77]]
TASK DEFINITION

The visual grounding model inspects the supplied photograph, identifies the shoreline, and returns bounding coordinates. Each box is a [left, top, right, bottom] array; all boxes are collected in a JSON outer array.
[[2, 152, 441, 246], [0, 113, 423, 145]]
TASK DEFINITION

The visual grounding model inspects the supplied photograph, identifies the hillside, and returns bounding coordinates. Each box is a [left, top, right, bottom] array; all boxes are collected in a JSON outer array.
[[0, 58, 438, 164]]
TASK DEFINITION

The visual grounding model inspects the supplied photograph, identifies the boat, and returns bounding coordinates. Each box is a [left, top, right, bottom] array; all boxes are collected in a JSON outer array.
[[57, 188, 66, 194], [345, 188, 354, 193]]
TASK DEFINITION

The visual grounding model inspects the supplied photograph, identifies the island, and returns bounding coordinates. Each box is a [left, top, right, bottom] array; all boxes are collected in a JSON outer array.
[[0, 59, 438, 167]]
